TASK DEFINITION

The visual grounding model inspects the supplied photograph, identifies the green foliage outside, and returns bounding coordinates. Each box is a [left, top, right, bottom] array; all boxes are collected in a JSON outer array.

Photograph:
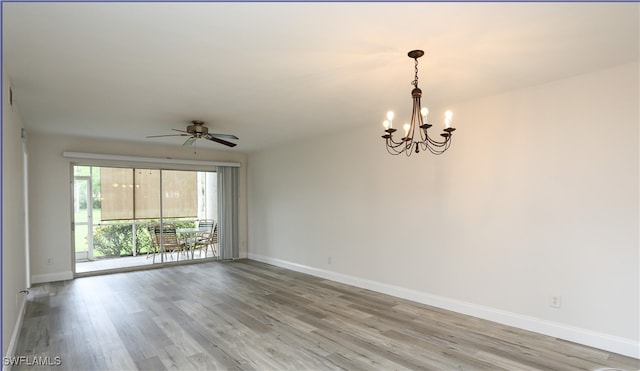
[[77, 199, 101, 210], [93, 224, 151, 258], [93, 220, 195, 258]]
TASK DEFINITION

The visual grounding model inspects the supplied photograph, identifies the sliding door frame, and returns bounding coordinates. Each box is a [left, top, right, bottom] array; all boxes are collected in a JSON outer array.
[[70, 159, 223, 276]]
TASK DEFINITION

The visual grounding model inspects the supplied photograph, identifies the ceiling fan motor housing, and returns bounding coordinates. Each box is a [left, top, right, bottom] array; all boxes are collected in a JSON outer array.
[[187, 120, 208, 138]]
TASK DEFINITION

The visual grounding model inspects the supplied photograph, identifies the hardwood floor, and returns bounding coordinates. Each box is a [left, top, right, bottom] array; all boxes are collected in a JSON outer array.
[[14, 260, 639, 370]]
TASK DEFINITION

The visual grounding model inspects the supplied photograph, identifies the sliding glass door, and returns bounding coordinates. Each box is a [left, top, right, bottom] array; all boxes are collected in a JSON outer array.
[[73, 165, 218, 274]]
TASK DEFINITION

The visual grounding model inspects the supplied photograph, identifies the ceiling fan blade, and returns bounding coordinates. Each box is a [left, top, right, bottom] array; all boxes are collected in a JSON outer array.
[[204, 134, 237, 147], [209, 133, 239, 140], [183, 137, 196, 146], [171, 129, 189, 133], [146, 134, 190, 138]]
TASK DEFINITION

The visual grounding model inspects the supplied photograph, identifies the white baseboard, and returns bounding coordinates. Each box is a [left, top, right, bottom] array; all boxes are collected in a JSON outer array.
[[2, 293, 28, 371], [248, 253, 639, 359], [31, 271, 73, 284]]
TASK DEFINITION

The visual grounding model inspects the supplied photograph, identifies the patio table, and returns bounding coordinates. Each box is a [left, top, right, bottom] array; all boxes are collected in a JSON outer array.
[[176, 227, 209, 259]]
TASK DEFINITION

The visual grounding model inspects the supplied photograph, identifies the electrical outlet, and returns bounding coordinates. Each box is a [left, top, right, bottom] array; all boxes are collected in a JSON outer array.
[[47, 258, 53, 265], [328, 256, 332, 265], [550, 296, 561, 309]]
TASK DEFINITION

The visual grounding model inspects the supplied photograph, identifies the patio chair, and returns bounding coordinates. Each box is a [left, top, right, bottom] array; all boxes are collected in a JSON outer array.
[[194, 221, 218, 259], [146, 224, 160, 263], [189, 219, 211, 258], [154, 224, 188, 261]]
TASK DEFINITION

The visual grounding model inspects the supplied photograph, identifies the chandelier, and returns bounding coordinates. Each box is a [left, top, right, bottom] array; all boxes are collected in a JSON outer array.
[[381, 50, 456, 156]]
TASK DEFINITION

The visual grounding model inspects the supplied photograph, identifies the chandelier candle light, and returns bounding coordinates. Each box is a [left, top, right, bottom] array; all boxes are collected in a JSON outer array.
[[382, 50, 456, 155]]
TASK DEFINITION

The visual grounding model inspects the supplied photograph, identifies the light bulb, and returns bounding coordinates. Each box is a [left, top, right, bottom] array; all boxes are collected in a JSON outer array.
[[421, 107, 429, 117], [445, 110, 453, 128], [383, 120, 390, 129], [445, 111, 452, 120], [403, 123, 410, 136], [386, 111, 394, 121]]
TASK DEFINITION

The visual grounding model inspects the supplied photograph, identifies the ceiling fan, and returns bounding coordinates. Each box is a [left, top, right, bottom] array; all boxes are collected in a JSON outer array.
[[147, 120, 239, 147]]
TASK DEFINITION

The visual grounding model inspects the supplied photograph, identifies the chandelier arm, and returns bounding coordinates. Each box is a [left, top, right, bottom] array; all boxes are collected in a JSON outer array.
[[384, 138, 401, 155], [425, 137, 445, 148], [426, 140, 446, 155], [426, 136, 453, 155], [414, 99, 427, 144], [393, 125, 414, 155], [404, 138, 417, 156], [386, 146, 401, 155], [387, 136, 407, 149], [426, 133, 451, 147], [386, 144, 402, 155], [406, 138, 418, 155], [405, 146, 413, 156], [417, 140, 428, 153], [387, 137, 412, 155], [419, 126, 428, 143], [390, 143, 405, 151], [385, 137, 410, 155]]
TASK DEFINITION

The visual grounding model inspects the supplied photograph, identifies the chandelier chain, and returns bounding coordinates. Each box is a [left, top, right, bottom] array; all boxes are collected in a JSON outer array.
[[411, 58, 419, 88]]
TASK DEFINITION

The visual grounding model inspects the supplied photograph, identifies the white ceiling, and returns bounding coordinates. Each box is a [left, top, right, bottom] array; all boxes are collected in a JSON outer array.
[[3, 2, 639, 152]]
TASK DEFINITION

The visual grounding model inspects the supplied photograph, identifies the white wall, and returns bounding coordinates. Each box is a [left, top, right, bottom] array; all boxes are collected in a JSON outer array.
[[247, 63, 639, 357], [2, 70, 28, 357], [27, 134, 248, 283]]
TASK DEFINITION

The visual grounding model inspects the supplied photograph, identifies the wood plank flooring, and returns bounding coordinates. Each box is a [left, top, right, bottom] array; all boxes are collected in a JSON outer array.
[[14, 260, 640, 370]]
